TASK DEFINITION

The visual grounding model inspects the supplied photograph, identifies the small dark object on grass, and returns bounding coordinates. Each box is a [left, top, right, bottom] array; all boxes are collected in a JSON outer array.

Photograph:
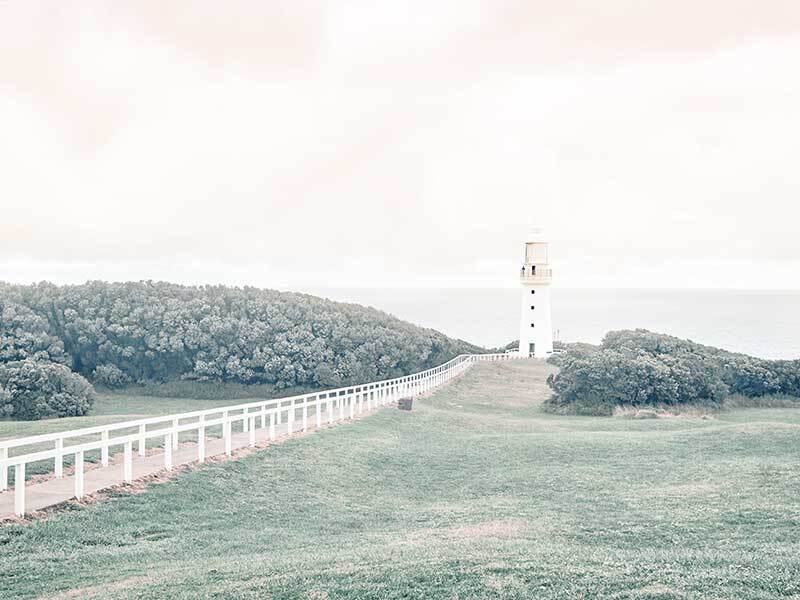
[[398, 397, 413, 411]]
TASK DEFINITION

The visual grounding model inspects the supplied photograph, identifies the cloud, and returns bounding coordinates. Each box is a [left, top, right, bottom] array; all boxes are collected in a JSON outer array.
[[1, 2, 799, 289]]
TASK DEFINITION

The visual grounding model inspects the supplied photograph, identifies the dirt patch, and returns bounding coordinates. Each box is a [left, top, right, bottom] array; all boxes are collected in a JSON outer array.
[[449, 519, 528, 539], [656, 482, 722, 497], [37, 575, 155, 599], [24, 445, 170, 487], [402, 519, 529, 545], [613, 405, 715, 419], [631, 583, 685, 598]]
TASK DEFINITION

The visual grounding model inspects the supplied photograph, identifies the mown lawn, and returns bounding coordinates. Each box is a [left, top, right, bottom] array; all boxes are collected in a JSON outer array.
[[0, 392, 246, 441], [2, 361, 799, 599]]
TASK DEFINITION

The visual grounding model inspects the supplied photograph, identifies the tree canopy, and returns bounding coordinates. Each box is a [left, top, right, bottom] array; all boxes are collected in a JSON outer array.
[[1, 281, 482, 394]]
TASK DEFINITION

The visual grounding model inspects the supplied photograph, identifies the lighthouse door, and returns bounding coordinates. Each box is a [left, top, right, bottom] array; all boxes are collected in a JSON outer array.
[[528, 343, 535, 357]]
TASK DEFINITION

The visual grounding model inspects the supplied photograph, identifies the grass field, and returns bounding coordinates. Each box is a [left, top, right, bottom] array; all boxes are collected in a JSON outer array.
[[0, 391, 249, 484], [0, 392, 246, 441], [2, 360, 800, 599]]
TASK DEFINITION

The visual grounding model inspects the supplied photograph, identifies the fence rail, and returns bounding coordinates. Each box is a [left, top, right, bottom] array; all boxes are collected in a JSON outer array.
[[1, 352, 521, 516]]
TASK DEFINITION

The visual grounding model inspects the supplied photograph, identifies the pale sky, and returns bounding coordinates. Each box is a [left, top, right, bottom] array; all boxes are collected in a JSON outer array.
[[2, 1, 800, 290]]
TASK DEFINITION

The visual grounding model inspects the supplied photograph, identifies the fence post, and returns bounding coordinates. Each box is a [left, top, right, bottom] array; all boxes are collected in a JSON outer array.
[[55, 438, 63, 479], [75, 451, 85, 499], [138, 424, 146, 457], [315, 398, 321, 428], [269, 411, 276, 440], [222, 411, 231, 455], [101, 430, 110, 466], [339, 394, 345, 421], [328, 398, 334, 423], [350, 393, 355, 420], [164, 433, 173, 469], [198, 418, 206, 463], [261, 405, 266, 429], [14, 464, 25, 517], [249, 417, 256, 446], [123, 441, 133, 483], [302, 400, 308, 432], [1, 447, 8, 491], [172, 418, 179, 449]]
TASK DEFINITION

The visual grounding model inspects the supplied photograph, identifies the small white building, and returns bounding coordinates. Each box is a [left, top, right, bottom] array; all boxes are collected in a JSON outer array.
[[518, 229, 553, 358]]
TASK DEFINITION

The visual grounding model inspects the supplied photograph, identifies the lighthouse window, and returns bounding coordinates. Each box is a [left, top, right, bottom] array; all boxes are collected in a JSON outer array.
[[530, 323, 535, 328], [530, 306, 535, 310], [531, 290, 535, 294]]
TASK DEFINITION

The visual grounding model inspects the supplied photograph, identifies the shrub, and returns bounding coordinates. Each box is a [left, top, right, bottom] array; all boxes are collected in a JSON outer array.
[[544, 329, 798, 415], [0, 360, 96, 420], [601, 329, 800, 398], [92, 363, 132, 388], [546, 347, 727, 412]]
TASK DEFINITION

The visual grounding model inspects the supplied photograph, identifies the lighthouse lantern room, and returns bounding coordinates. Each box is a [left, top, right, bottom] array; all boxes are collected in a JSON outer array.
[[518, 230, 553, 358]]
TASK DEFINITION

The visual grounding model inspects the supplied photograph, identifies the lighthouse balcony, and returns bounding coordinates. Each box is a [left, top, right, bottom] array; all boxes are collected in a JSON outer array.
[[519, 267, 553, 284]]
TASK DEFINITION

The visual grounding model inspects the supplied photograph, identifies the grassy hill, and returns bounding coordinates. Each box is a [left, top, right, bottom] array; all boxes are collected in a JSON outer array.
[[2, 360, 799, 598]]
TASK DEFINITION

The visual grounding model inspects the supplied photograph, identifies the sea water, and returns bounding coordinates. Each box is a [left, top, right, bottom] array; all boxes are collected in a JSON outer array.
[[307, 288, 800, 360]]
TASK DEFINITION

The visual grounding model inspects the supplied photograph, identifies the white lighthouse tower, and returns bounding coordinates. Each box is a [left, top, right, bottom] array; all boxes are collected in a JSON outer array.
[[518, 229, 553, 358]]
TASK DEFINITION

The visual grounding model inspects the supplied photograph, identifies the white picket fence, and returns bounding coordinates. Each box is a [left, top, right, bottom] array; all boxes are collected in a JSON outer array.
[[1, 352, 521, 516]]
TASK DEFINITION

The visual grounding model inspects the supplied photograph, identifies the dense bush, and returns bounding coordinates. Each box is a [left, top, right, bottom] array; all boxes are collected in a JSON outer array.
[[1, 301, 69, 365], [92, 363, 132, 388], [602, 330, 800, 397], [0, 360, 95, 420], [545, 329, 800, 414], [0, 281, 482, 392]]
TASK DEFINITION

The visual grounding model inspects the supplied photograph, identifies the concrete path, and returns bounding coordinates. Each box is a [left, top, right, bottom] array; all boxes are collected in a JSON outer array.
[[0, 413, 354, 519]]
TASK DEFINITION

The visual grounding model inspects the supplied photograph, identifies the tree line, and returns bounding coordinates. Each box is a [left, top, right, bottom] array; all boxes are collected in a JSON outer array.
[[0, 281, 483, 419], [546, 329, 800, 414]]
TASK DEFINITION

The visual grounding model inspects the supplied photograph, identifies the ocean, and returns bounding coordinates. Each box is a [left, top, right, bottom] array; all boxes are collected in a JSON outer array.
[[306, 288, 800, 360]]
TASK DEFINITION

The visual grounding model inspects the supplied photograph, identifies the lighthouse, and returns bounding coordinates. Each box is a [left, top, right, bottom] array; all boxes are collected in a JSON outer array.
[[518, 230, 553, 358]]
